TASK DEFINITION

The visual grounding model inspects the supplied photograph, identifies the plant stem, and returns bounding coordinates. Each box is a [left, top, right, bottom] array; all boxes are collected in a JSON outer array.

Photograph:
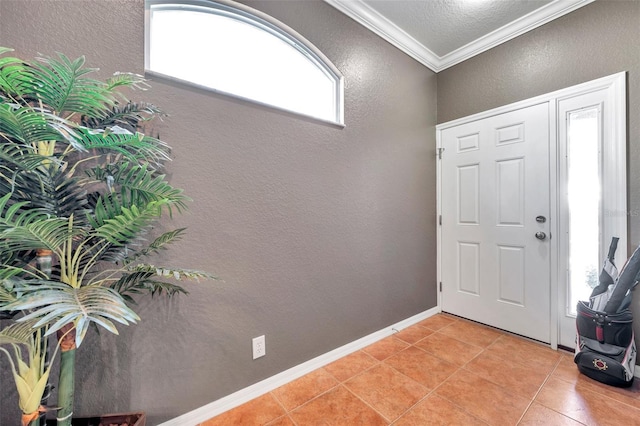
[[37, 249, 53, 426], [57, 325, 77, 426], [57, 348, 75, 426]]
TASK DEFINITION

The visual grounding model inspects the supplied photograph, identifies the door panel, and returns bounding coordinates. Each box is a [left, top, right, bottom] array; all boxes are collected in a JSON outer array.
[[441, 103, 551, 343]]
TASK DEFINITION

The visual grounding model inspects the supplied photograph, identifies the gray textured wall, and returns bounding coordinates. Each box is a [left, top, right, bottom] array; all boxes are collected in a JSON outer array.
[[437, 0, 640, 350], [0, 0, 437, 424]]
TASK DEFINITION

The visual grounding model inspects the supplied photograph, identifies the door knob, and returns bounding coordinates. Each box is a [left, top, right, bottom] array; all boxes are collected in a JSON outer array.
[[535, 231, 547, 240]]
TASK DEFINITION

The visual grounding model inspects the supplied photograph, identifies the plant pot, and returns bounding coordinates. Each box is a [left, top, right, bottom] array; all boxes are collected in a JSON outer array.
[[45, 412, 145, 426]]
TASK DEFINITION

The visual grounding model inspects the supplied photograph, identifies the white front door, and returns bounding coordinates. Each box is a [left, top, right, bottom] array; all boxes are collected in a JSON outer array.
[[440, 103, 551, 343]]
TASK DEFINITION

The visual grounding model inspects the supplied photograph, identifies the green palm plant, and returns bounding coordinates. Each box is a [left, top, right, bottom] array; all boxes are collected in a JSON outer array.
[[0, 318, 66, 426], [0, 47, 214, 426]]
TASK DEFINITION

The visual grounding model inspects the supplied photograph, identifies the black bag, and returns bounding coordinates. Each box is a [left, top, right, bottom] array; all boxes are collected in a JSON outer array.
[[574, 301, 636, 387]]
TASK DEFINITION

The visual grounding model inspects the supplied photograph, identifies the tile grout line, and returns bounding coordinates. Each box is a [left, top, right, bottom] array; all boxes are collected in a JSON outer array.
[[282, 348, 393, 418], [514, 354, 563, 425], [380, 344, 443, 424], [388, 387, 438, 425], [338, 339, 456, 424], [557, 376, 640, 413], [388, 337, 491, 425], [391, 330, 460, 420], [339, 375, 394, 424], [394, 322, 500, 424], [420, 330, 553, 425], [283, 379, 341, 418], [268, 390, 295, 425], [321, 357, 394, 424], [550, 355, 640, 414], [421, 343, 491, 425], [319, 340, 417, 423]]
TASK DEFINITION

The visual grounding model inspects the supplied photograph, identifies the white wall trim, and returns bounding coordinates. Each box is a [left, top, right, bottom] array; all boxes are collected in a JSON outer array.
[[159, 306, 440, 426], [324, 0, 594, 72]]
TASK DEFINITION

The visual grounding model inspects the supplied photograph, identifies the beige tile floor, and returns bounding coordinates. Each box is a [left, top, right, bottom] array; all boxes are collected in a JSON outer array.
[[200, 314, 640, 425]]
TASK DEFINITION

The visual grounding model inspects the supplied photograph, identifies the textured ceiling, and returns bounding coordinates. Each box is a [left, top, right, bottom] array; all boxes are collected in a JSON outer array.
[[325, 0, 595, 71], [363, 0, 553, 57]]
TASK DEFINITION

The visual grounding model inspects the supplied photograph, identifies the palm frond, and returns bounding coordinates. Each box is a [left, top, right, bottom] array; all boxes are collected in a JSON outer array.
[[0, 142, 53, 172], [105, 72, 149, 92], [0, 49, 34, 99], [29, 52, 115, 118], [109, 264, 217, 302], [124, 228, 187, 263], [0, 194, 40, 237], [24, 167, 89, 220], [73, 127, 170, 165], [1, 217, 77, 254], [87, 189, 152, 229], [86, 192, 161, 264], [85, 162, 189, 215], [0, 193, 82, 254], [82, 102, 164, 132], [131, 264, 218, 282], [0, 160, 90, 225], [0, 319, 43, 346], [6, 282, 140, 347], [0, 249, 38, 280], [0, 104, 72, 146], [109, 271, 188, 302], [86, 191, 124, 228], [93, 200, 168, 246]]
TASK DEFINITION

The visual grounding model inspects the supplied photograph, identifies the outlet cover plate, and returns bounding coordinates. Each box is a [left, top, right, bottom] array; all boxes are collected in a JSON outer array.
[[252, 335, 265, 359]]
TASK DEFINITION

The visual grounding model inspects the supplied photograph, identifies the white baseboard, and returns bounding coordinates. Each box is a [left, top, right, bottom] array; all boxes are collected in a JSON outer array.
[[159, 306, 441, 426]]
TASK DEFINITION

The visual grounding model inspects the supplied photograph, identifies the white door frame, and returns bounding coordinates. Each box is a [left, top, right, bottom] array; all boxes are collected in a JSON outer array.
[[436, 72, 627, 350]]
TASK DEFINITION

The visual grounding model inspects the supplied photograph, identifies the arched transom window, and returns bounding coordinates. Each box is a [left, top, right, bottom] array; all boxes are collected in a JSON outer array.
[[145, 0, 344, 125]]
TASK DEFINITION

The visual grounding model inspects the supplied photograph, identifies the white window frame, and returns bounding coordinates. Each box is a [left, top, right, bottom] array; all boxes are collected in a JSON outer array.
[[556, 73, 627, 348], [144, 0, 345, 126]]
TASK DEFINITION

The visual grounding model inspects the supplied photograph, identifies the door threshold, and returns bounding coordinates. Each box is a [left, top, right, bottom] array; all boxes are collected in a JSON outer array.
[[442, 311, 553, 348]]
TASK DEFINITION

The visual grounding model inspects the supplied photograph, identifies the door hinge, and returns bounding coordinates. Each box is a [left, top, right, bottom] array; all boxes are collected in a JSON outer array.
[[438, 215, 442, 226], [439, 282, 442, 292], [437, 147, 445, 160]]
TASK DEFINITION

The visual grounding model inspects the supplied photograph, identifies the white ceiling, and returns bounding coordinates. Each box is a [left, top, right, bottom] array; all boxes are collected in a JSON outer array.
[[324, 0, 595, 72]]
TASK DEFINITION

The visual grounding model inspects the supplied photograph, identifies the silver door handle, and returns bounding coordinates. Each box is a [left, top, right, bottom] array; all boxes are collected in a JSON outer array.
[[535, 231, 547, 240]]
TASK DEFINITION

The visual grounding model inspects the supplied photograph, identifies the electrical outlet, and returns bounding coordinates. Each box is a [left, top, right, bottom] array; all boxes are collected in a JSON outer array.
[[252, 335, 266, 359]]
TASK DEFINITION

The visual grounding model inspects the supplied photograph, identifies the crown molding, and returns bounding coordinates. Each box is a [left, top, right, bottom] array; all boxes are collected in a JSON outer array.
[[438, 0, 596, 70], [324, 0, 441, 70], [324, 0, 595, 72]]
